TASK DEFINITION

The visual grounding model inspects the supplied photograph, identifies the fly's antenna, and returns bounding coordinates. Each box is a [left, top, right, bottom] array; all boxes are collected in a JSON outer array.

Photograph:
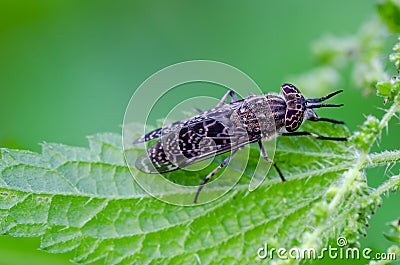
[[307, 103, 344, 109], [306, 89, 344, 109], [306, 90, 343, 103]]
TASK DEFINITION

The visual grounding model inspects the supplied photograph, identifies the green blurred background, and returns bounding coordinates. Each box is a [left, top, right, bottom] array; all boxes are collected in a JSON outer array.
[[0, 1, 398, 264]]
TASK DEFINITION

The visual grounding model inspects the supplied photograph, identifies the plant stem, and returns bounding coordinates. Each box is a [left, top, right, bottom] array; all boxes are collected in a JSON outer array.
[[372, 175, 400, 197], [366, 150, 400, 166]]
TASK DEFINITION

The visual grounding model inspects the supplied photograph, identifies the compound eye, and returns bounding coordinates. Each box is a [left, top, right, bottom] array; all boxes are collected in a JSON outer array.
[[281, 83, 305, 132], [281, 83, 301, 97], [285, 108, 303, 132]]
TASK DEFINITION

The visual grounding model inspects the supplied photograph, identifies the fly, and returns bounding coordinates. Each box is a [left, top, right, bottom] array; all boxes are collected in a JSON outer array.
[[133, 83, 347, 203]]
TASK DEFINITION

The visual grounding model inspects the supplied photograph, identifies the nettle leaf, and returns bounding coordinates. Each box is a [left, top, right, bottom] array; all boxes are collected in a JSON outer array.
[[1, 120, 398, 265]]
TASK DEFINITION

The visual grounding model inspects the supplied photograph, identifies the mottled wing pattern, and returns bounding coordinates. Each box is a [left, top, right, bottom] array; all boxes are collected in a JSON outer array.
[[281, 83, 305, 132], [132, 104, 239, 144], [135, 115, 251, 173], [132, 116, 208, 144]]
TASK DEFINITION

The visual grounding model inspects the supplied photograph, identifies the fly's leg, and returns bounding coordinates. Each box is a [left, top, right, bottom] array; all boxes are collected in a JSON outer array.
[[308, 116, 344, 125], [281, 132, 347, 141], [194, 90, 237, 113], [215, 90, 238, 108], [194, 149, 239, 203], [258, 140, 285, 182]]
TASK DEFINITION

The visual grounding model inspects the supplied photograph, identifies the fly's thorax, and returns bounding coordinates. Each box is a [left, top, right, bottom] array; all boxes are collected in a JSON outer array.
[[263, 94, 286, 132], [229, 95, 285, 140]]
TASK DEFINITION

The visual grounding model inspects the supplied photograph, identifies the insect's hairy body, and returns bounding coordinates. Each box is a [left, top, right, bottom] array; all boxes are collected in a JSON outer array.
[[135, 93, 287, 173], [134, 94, 286, 142], [230, 94, 286, 139]]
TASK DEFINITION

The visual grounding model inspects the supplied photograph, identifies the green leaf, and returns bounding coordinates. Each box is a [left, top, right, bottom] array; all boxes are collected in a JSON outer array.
[[0, 120, 399, 264], [2, 5, 400, 265]]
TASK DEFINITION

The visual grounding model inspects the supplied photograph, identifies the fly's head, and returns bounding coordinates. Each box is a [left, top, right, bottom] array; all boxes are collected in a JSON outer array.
[[281, 84, 306, 132], [281, 83, 344, 132]]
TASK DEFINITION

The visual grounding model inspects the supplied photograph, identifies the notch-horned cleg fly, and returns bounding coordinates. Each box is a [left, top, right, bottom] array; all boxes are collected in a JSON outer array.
[[133, 84, 347, 203]]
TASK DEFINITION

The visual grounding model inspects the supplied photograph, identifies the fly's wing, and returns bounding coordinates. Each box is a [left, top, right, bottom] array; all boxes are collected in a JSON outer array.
[[132, 102, 244, 144], [132, 115, 209, 144], [135, 115, 257, 174]]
